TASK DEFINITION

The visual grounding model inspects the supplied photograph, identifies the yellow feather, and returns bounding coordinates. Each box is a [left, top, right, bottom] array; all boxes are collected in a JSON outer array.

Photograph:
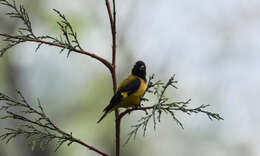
[[108, 74, 146, 112], [116, 75, 146, 108], [97, 70, 146, 123]]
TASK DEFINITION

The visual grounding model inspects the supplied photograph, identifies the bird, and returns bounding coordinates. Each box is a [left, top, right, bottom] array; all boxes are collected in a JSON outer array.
[[97, 61, 147, 123]]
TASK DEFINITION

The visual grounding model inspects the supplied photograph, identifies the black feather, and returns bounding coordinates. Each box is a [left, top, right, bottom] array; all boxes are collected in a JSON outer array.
[[97, 79, 141, 123], [104, 79, 140, 113], [97, 112, 107, 123]]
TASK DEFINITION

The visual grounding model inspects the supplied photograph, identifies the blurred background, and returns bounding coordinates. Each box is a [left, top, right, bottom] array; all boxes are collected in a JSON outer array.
[[0, 0, 259, 156]]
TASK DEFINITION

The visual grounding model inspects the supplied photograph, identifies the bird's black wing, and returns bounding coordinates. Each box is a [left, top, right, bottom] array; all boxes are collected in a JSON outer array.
[[103, 78, 141, 112], [118, 78, 141, 95]]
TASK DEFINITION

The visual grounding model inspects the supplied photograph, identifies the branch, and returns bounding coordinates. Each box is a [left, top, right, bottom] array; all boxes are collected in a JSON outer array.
[[121, 75, 224, 144], [0, 0, 35, 38], [53, 9, 83, 51], [0, 91, 110, 156], [105, 0, 120, 156], [0, 0, 112, 71], [0, 0, 114, 155], [0, 33, 112, 71], [104, 0, 114, 34], [111, 0, 116, 66]]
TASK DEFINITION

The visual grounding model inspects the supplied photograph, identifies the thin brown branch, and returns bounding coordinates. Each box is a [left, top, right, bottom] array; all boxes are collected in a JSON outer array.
[[119, 106, 153, 120], [48, 119, 110, 156], [0, 33, 113, 72], [104, 0, 119, 155], [112, 68, 119, 156], [119, 104, 224, 121], [1, 90, 110, 156], [115, 109, 120, 156], [108, 0, 119, 155], [105, 0, 114, 34], [111, 68, 117, 96], [74, 138, 110, 156], [8, 111, 109, 156], [112, 0, 116, 66]]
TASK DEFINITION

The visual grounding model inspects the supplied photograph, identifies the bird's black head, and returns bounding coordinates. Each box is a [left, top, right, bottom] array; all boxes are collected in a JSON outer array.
[[132, 61, 146, 81]]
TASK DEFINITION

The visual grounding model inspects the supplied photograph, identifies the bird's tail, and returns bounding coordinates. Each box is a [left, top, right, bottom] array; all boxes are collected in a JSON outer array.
[[97, 112, 107, 123]]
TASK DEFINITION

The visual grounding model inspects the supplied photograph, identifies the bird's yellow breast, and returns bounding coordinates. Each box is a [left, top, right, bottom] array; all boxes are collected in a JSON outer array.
[[117, 77, 146, 108], [133, 78, 146, 96]]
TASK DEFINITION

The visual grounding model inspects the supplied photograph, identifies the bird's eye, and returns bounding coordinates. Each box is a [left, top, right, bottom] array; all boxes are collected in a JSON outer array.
[[140, 65, 145, 70]]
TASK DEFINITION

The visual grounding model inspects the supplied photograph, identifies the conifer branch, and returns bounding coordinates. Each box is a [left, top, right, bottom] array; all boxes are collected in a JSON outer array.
[[121, 75, 224, 144], [0, 0, 114, 155], [0, 0, 112, 71], [0, 33, 112, 71], [0, 91, 110, 156], [0, 0, 35, 37]]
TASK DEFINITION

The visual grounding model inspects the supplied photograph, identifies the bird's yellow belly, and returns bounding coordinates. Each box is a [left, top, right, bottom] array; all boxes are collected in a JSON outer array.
[[118, 95, 140, 108]]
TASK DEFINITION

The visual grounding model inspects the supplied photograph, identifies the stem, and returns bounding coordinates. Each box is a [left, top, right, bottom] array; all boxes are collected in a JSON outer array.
[[105, 0, 114, 34], [74, 139, 110, 156], [115, 112, 120, 156], [105, 0, 119, 155], [49, 120, 110, 156], [111, 63, 119, 156], [110, 0, 120, 155], [0, 33, 113, 72], [112, 0, 116, 66], [119, 106, 154, 120], [110, 60, 119, 156]]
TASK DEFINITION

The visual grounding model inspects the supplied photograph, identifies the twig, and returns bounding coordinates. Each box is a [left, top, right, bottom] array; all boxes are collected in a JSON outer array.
[[120, 75, 223, 144], [0, 33, 112, 71], [0, 91, 109, 156], [106, 0, 120, 155], [0, 0, 115, 155], [104, 0, 114, 35]]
